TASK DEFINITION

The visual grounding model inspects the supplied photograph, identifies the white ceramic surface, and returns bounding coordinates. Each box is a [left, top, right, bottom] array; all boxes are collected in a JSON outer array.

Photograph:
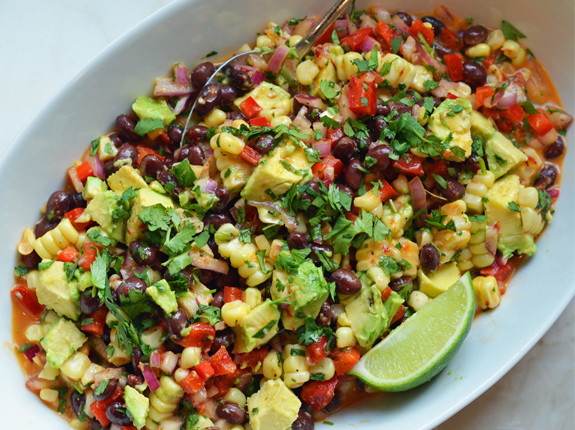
[[0, 0, 573, 429]]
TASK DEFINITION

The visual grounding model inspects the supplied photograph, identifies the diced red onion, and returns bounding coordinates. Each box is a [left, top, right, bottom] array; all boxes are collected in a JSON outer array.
[[338, 85, 356, 122], [250, 201, 298, 231], [268, 44, 290, 74], [281, 21, 294, 37], [539, 128, 559, 146], [67, 166, 84, 193], [26, 376, 49, 392], [344, 13, 358, 35], [414, 40, 446, 75], [391, 14, 410, 33], [294, 18, 317, 37], [293, 106, 311, 131], [94, 367, 124, 386], [359, 14, 377, 29], [294, 93, 327, 111], [154, 77, 193, 97], [411, 104, 421, 121], [248, 53, 268, 72], [400, 36, 418, 64], [408, 176, 427, 213], [23, 345, 40, 362], [191, 387, 208, 408], [431, 79, 460, 98], [142, 364, 160, 392], [359, 36, 379, 53], [548, 188, 560, 199], [322, 165, 335, 186], [173, 63, 189, 86], [110, 425, 123, 430], [496, 83, 518, 109], [483, 90, 502, 109], [369, 5, 391, 23], [334, 19, 350, 37], [172, 96, 190, 115], [547, 108, 574, 129], [86, 155, 105, 180], [312, 140, 331, 157], [190, 251, 229, 275], [198, 178, 218, 194], [160, 351, 179, 375], [485, 224, 499, 256], [150, 350, 161, 369]]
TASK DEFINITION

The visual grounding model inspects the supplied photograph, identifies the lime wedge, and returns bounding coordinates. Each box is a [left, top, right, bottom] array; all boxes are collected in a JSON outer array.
[[349, 273, 475, 392]]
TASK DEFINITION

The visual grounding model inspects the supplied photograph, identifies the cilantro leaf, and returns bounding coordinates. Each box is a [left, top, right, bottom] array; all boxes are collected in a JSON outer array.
[[87, 229, 112, 247], [134, 118, 164, 136], [90, 138, 100, 156], [508, 201, 521, 212], [170, 158, 197, 188], [296, 318, 334, 346], [320, 80, 338, 99], [501, 20, 526, 41], [390, 37, 402, 54]]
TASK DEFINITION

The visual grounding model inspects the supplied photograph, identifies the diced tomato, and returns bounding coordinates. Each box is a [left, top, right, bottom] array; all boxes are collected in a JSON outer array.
[[475, 86, 495, 108], [446, 92, 458, 100], [239, 145, 262, 166], [381, 286, 393, 302], [249, 116, 270, 127], [345, 212, 358, 222], [121, 426, 138, 430], [65, 208, 92, 231], [300, 377, 339, 411], [312, 155, 344, 180], [307, 336, 330, 364], [391, 305, 406, 325], [374, 21, 394, 47], [78, 241, 99, 271], [443, 53, 463, 82], [348, 75, 377, 117], [56, 246, 79, 263], [409, 19, 435, 45], [209, 368, 248, 397], [314, 23, 336, 45], [501, 104, 525, 123], [194, 360, 215, 380], [439, 28, 462, 51], [392, 154, 424, 177], [526, 110, 554, 136], [426, 160, 449, 178], [327, 127, 344, 145], [11, 285, 44, 316], [209, 346, 237, 376], [376, 179, 399, 203], [90, 386, 123, 427], [483, 54, 496, 70], [223, 286, 244, 303], [340, 27, 373, 51], [480, 256, 512, 284], [235, 346, 269, 371], [81, 307, 107, 335], [239, 96, 262, 119], [176, 323, 215, 350], [180, 370, 205, 394], [331, 347, 361, 375], [136, 145, 164, 165], [75, 161, 94, 183]]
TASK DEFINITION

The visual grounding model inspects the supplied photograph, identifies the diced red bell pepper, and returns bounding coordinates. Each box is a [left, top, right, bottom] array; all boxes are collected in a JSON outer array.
[[374, 21, 394, 47], [11, 285, 44, 316], [376, 179, 399, 203], [136, 145, 164, 166], [391, 305, 406, 325], [90, 385, 123, 427], [444, 53, 463, 82], [446, 92, 458, 100], [56, 246, 80, 263], [392, 154, 424, 177], [239, 96, 262, 119], [348, 75, 377, 117], [240, 145, 262, 166], [314, 23, 336, 46], [480, 256, 512, 284], [327, 127, 344, 145], [482, 54, 496, 70], [331, 347, 361, 375], [345, 212, 358, 222], [78, 241, 99, 271], [340, 27, 373, 51], [209, 346, 238, 376], [81, 306, 107, 335], [307, 335, 330, 364], [65, 208, 92, 231], [312, 155, 344, 180], [439, 28, 462, 51], [194, 360, 215, 380], [223, 286, 244, 303], [501, 104, 525, 123], [176, 322, 215, 350], [76, 161, 94, 183], [409, 19, 435, 45], [526, 111, 554, 136], [426, 160, 449, 178], [381, 286, 393, 302], [249, 116, 270, 127], [300, 377, 339, 411], [475, 85, 495, 108], [235, 346, 269, 371], [180, 370, 205, 394]]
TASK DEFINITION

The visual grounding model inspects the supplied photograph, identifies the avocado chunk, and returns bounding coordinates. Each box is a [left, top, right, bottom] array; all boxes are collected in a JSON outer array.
[[232, 300, 280, 353], [428, 98, 473, 161], [107, 165, 148, 195], [234, 81, 291, 112], [271, 261, 330, 331], [418, 261, 461, 298], [247, 379, 301, 430], [241, 144, 310, 202], [41, 318, 87, 368], [83, 190, 125, 242], [132, 96, 176, 126], [97, 135, 119, 161], [485, 174, 536, 257], [126, 188, 174, 243], [37, 261, 81, 320], [383, 290, 404, 330], [124, 385, 149, 429], [82, 176, 108, 200], [345, 284, 387, 349], [146, 279, 178, 315]]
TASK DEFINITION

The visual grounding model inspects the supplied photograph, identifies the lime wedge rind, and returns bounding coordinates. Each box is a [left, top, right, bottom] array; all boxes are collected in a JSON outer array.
[[349, 273, 475, 392]]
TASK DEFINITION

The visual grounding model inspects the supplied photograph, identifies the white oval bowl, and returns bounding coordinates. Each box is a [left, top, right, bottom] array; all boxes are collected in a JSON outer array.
[[0, 0, 572, 429]]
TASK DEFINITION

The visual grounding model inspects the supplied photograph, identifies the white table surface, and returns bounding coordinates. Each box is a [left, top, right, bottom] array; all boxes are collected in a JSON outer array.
[[0, 1, 573, 429]]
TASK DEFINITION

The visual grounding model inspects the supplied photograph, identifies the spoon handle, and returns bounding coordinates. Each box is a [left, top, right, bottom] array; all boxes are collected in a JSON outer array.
[[294, 0, 353, 59]]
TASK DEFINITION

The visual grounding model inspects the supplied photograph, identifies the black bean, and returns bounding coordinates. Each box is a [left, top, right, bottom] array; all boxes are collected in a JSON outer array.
[[421, 16, 445, 37], [211, 329, 235, 353], [335, 183, 354, 199], [434, 43, 454, 58], [167, 309, 189, 338], [116, 276, 148, 297], [316, 302, 335, 328], [534, 164, 558, 189], [227, 111, 248, 122], [195, 84, 220, 116], [211, 186, 230, 213], [366, 144, 392, 172], [332, 136, 356, 162], [253, 134, 275, 155], [174, 145, 192, 162], [204, 213, 232, 230], [191, 62, 215, 89], [292, 408, 315, 430], [463, 25, 488, 46], [389, 276, 414, 291], [127, 374, 144, 388], [216, 401, 246, 424], [109, 133, 125, 148], [70, 391, 85, 418], [387, 100, 411, 119], [393, 11, 413, 27], [46, 191, 71, 221], [287, 232, 310, 250], [462, 61, 487, 88], [310, 243, 334, 265], [187, 145, 206, 165], [167, 124, 184, 146], [212, 290, 225, 308], [344, 159, 363, 191], [157, 170, 182, 195], [420, 244, 440, 273], [80, 290, 101, 314], [219, 84, 238, 107], [439, 178, 466, 201], [93, 379, 118, 401], [106, 402, 132, 426], [115, 114, 142, 142], [21, 251, 41, 270], [139, 154, 165, 179], [465, 153, 481, 174], [132, 347, 143, 372], [544, 137, 565, 160], [89, 419, 103, 430], [34, 217, 58, 237], [330, 269, 362, 294], [70, 192, 87, 209], [114, 143, 138, 165], [301, 181, 321, 203], [129, 240, 159, 266], [187, 125, 209, 145], [367, 116, 388, 142], [229, 67, 253, 91], [376, 102, 391, 116]]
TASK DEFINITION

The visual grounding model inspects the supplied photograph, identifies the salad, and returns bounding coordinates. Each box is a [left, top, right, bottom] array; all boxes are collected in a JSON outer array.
[[10, 3, 572, 430]]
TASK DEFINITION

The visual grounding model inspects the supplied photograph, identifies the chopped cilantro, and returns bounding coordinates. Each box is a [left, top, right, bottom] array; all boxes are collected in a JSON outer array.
[[501, 20, 526, 41], [320, 80, 338, 100], [90, 138, 100, 156], [390, 37, 402, 54], [507, 201, 521, 212], [134, 118, 164, 136]]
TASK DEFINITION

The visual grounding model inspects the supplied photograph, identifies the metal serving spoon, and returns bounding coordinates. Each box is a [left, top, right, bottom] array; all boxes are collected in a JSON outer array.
[[180, 0, 353, 145]]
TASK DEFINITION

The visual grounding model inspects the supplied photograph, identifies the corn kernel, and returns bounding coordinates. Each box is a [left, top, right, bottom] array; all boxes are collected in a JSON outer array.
[[309, 357, 335, 381], [283, 371, 310, 388], [465, 43, 490, 58], [224, 387, 247, 409], [232, 119, 249, 129], [289, 35, 303, 46], [25, 324, 44, 343], [354, 188, 381, 212], [296, 60, 320, 86], [60, 352, 92, 381], [81, 363, 104, 386], [221, 301, 251, 327], [502, 40, 521, 59], [210, 132, 245, 155], [256, 35, 273, 49], [244, 288, 262, 309], [38, 362, 60, 380], [337, 312, 352, 327], [262, 351, 282, 380], [174, 368, 190, 383], [486, 29, 505, 50], [473, 275, 501, 310], [270, 115, 292, 128], [408, 290, 431, 312], [180, 347, 202, 369], [141, 326, 164, 349], [204, 109, 227, 128], [342, 52, 362, 80], [336, 327, 356, 348], [40, 388, 59, 403]]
